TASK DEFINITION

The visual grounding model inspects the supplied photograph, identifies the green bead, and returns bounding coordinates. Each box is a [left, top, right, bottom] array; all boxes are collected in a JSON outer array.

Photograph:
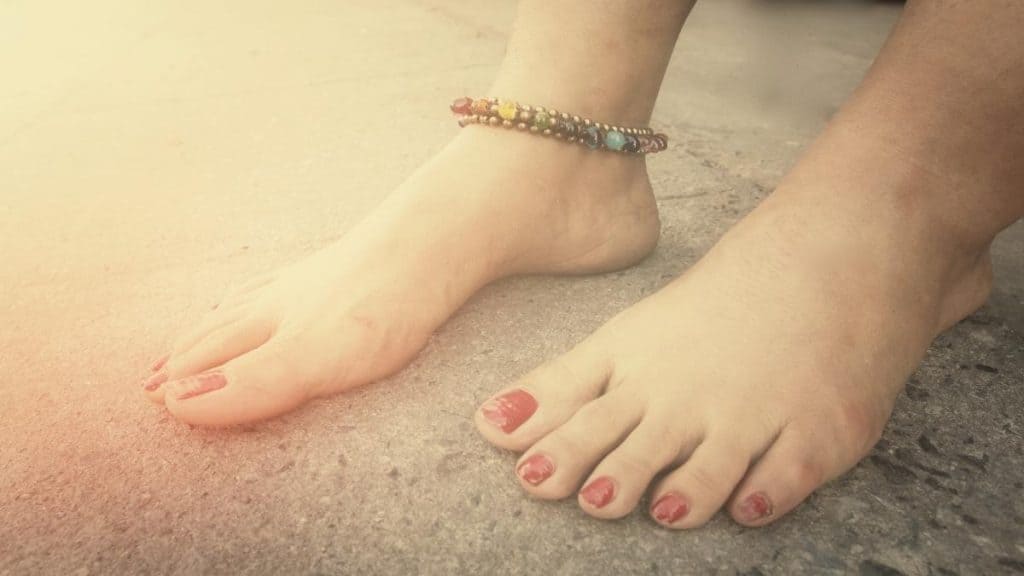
[[604, 130, 627, 151], [533, 111, 551, 130]]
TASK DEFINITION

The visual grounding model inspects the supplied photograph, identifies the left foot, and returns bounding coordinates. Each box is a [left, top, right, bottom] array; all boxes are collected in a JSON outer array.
[[475, 129, 994, 528], [141, 127, 660, 426]]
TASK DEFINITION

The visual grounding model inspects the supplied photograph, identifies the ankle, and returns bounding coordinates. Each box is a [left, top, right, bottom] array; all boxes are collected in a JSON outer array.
[[760, 147, 993, 333], [425, 128, 660, 277]]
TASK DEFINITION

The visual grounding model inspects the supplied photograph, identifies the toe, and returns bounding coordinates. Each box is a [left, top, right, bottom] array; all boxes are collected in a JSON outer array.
[[476, 340, 612, 451], [727, 426, 842, 527], [163, 336, 309, 426], [514, 388, 643, 500], [144, 316, 273, 404], [649, 435, 762, 529], [149, 353, 170, 372], [577, 410, 698, 519]]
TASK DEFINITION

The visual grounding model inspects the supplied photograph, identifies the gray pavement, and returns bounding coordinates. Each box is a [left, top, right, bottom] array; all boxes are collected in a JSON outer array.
[[1, 1, 1022, 574]]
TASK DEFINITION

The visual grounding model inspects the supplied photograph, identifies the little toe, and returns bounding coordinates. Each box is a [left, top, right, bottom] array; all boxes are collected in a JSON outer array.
[[144, 316, 272, 403], [514, 389, 643, 500], [650, 435, 761, 529], [728, 427, 844, 527], [476, 341, 612, 451], [163, 336, 310, 426], [577, 412, 699, 519]]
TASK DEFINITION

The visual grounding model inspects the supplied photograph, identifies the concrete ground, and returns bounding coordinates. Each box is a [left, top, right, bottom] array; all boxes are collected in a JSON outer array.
[[2, 1, 1022, 574]]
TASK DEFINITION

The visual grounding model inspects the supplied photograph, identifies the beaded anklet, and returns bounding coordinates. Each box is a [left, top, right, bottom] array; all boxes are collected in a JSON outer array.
[[450, 97, 668, 155]]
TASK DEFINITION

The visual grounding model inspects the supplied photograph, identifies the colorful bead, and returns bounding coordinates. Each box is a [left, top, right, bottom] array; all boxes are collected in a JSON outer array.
[[582, 126, 602, 149], [622, 135, 640, 153], [472, 99, 492, 115], [604, 130, 626, 151], [640, 136, 658, 153], [533, 111, 552, 130], [498, 101, 518, 121], [559, 119, 578, 138], [450, 97, 666, 155], [450, 97, 473, 115]]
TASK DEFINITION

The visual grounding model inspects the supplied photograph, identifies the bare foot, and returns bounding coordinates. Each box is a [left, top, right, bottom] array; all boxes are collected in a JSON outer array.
[[142, 128, 660, 426], [474, 130, 993, 528]]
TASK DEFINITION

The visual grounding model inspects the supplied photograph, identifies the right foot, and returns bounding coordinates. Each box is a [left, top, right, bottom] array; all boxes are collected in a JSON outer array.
[[142, 126, 661, 426]]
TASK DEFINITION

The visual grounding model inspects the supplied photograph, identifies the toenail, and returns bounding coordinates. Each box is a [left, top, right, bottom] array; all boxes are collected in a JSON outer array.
[[142, 371, 169, 392], [480, 389, 538, 433], [517, 454, 555, 486], [651, 492, 689, 524], [738, 492, 774, 522], [173, 371, 228, 400], [579, 476, 616, 508], [150, 354, 170, 372]]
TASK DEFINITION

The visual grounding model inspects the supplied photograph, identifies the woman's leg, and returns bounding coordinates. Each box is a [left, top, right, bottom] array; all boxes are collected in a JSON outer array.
[[476, 0, 1023, 528], [143, 1, 698, 426]]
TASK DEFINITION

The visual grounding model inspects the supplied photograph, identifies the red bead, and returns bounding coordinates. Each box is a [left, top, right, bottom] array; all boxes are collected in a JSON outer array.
[[450, 97, 473, 115]]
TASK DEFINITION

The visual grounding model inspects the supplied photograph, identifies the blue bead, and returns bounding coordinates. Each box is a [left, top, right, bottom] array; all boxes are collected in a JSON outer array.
[[604, 130, 626, 151]]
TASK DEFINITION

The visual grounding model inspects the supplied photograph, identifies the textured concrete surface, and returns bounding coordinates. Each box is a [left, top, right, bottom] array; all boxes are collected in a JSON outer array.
[[2, 1, 1022, 575]]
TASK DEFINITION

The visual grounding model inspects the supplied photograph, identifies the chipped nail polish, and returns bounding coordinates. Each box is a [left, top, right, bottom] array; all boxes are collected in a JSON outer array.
[[150, 354, 170, 372], [142, 371, 169, 392], [480, 389, 538, 433], [517, 454, 556, 486], [738, 492, 774, 522], [579, 476, 616, 508], [651, 492, 689, 524], [174, 371, 227, 400]]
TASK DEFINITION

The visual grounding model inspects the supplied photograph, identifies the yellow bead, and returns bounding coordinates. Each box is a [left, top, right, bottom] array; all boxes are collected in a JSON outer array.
[[498, 101, 518, 121]]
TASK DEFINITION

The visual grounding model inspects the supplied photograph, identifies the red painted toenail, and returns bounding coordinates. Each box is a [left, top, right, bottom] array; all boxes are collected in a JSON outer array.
[[174, 371, 228, 400], [738, 492, 774, 522], [150, 354, 170, 372], [142, 371, 168, 392], [579, 476, 616, 508], [517, 454, 555, 486], [480, 389, 538, 433], [651, 493, 689, 524]]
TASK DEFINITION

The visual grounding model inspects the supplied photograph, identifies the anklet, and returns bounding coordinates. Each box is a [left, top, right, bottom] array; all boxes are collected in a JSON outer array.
[[450, 97, 668, 155]]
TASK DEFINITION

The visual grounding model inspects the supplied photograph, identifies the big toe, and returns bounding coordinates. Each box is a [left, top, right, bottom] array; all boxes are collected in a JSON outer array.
[[162, 337, 313, 427], [143, 315, 272, 405], [475, 338, 612, 451]]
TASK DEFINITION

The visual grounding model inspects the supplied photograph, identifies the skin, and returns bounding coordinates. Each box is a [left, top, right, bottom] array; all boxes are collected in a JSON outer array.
[[476, 0, 1024, 528], [143, 1, 692, 424], [145, 0, 1024, 529]]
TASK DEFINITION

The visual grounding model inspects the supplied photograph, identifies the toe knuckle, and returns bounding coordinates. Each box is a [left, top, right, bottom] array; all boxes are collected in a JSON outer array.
[[684, 465, 721, 494], [568, 400, 611, 430], [537, 354, 595, 391], [544, 429, 588, 458], [790, 457, 826, 488], [612, 451, 654, 478]]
